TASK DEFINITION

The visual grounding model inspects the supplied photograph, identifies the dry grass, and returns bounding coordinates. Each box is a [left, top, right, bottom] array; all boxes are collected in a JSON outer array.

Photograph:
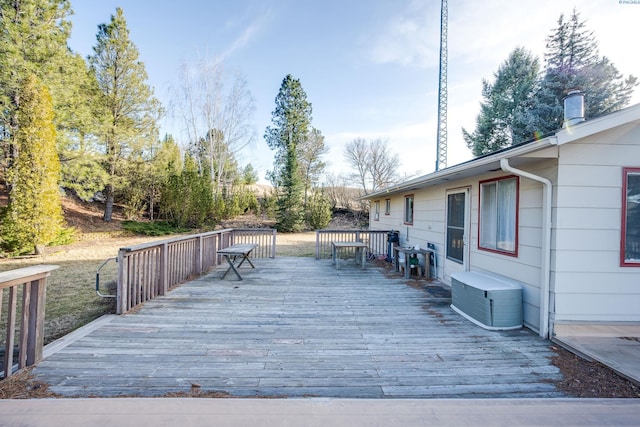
[[0, 235, 169, 345], [274, 231, 317, 257]]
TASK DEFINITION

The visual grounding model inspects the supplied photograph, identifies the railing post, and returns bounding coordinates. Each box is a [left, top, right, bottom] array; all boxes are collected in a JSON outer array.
[[117, 248, 128, 315], [25, 277, 47, 366], [196, 235, 203, 275], [19, 282, 31, 369], [4, 287, 17, 377], [160, 242, 168, 296], [271, 229, 277, 258]]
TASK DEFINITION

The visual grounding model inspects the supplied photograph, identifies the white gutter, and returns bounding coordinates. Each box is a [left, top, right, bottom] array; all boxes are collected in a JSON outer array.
[[500, 158, 553, 339]]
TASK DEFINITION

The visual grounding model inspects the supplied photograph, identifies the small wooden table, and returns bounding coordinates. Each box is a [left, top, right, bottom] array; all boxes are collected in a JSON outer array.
[[331, 241, 368, 270], [218, 243, 258, 280], [394, 247, 434, 279]]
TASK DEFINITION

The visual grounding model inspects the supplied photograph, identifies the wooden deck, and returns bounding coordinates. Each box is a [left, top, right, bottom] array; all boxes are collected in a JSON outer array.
[[31, 257, 564, 398]]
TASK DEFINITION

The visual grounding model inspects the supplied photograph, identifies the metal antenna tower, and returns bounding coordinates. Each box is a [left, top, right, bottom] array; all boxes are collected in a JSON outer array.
[[435, 0, 448, 171]]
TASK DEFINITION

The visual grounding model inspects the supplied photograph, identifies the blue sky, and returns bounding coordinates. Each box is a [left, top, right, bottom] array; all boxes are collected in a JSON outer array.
[[68, 0, 640, 184]]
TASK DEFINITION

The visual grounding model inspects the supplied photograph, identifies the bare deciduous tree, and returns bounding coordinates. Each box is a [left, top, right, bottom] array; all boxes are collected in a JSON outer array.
[[343, 137, 399, 194], [298, 127, 328, 208], [323, 173, 352, 210], [170, 59, 255, 195]]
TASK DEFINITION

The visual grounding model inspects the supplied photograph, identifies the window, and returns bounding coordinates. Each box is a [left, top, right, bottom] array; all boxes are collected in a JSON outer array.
[[404, 194, 414, 225], [385, 199, 391, 215], [373, 200, 380, 221], [622, 168, 640, 266], [479, 176, 518, 255]]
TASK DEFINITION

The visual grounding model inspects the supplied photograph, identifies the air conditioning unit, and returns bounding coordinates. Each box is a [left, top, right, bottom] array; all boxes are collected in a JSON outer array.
[[451, 271, 522, 330]]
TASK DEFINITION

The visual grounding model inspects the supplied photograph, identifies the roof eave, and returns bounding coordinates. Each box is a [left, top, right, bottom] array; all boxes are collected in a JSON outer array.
[[362, 137, 557, 200]]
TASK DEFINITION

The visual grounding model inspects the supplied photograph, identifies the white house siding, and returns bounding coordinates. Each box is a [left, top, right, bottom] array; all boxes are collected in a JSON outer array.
[[468, 161, 555, 332], [369, 162, 555, 332], [552, 124, 640, 324], [370, 183, 458, 283]]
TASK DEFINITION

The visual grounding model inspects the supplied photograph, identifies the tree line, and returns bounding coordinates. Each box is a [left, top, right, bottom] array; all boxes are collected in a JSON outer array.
[[0, 0, 398, 255], [0, 2, 269, 255], [6, 5, 621, 255]]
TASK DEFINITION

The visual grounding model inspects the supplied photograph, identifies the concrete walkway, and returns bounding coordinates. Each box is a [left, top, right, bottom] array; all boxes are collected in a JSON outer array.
[[553, 324, 640, 385], [1, 398, 639, 426]]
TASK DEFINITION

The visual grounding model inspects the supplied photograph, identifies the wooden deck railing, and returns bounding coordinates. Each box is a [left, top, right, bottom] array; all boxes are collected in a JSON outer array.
[[0, 265, 58, 378], [116, 228, 276, 314], [315, 229, 391, 260]]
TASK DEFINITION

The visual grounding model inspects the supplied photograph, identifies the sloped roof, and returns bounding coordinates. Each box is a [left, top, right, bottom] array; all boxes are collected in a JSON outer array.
[[363, 103, 640, 199]]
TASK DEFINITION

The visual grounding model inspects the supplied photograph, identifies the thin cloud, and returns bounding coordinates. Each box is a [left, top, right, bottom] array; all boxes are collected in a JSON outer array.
[[217, 12, 270, 62], [367, 1, 439, 68]]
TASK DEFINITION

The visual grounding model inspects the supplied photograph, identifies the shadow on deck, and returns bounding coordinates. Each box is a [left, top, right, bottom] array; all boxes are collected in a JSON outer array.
[[32, 257, 564, 398]]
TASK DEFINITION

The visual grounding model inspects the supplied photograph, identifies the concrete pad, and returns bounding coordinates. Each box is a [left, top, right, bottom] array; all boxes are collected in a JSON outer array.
[[1, 398, 639, 427], [554, 324, 640, 385]]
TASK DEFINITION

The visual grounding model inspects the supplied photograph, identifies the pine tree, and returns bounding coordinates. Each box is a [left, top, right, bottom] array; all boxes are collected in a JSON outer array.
[[463, 48, 540, 156], [1, 74, 63, 255], [88, 7, 162, 222], [0, 0, 100, 194], [147, 134, 181, 220], [465, 9, 637, 157], [523, 9, 637, 136], [264, 75, 311, 232], [160, 153, 213, 228], [305, 190, 332, 230]]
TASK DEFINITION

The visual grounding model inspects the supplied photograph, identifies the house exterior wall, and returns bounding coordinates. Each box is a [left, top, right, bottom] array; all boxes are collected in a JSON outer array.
[[552, 123, 640, 325], [368, 106, 640, 334], [369, 160, 557, 332]]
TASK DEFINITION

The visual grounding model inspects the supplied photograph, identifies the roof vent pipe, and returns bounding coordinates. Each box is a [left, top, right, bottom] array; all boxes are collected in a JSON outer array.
[[563, 90, 585, 127]]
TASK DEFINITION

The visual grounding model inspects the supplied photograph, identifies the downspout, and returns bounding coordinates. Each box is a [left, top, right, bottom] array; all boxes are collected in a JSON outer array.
[[500, 158, 553, 339]]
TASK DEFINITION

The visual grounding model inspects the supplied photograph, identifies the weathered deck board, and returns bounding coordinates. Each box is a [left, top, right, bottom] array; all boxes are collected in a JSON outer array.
[[31, 257, 564, 398]]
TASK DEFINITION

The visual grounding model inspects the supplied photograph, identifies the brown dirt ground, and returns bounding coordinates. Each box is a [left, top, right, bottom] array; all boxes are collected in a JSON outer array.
[[0, 196, 639, 398]]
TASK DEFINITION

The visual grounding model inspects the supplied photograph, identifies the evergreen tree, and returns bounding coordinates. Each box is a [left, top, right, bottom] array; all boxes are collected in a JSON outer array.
[[88, 7, 163, 222], [465, 9, 637, 157], [522, 9, 637, 136], [305, 190, 332, 230], [241, 163, 259, 185], [146, 134, 181, 220], [160, 153, 212, 228], [463, 48, 540, 156], [1, 75, 63, 255], [0, 0, 101, 192], [264, 75, 311, 232]]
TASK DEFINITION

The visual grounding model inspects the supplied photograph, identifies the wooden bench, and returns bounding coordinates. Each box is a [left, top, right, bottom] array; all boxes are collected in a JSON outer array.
[[218, 243, 258, 280]]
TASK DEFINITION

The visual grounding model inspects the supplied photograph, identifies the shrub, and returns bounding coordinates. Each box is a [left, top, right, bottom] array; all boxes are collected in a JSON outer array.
[[306, 191, 332, 229], [122, 220, 190, 236]]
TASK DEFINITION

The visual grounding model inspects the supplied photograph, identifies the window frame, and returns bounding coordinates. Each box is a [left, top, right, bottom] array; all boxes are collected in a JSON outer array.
[[373, 200, 380, 221], [621, 167, 640, 267], [478, 175, 519, 257], [404, 194, 414, 225], [385, 199, 391, 216]]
